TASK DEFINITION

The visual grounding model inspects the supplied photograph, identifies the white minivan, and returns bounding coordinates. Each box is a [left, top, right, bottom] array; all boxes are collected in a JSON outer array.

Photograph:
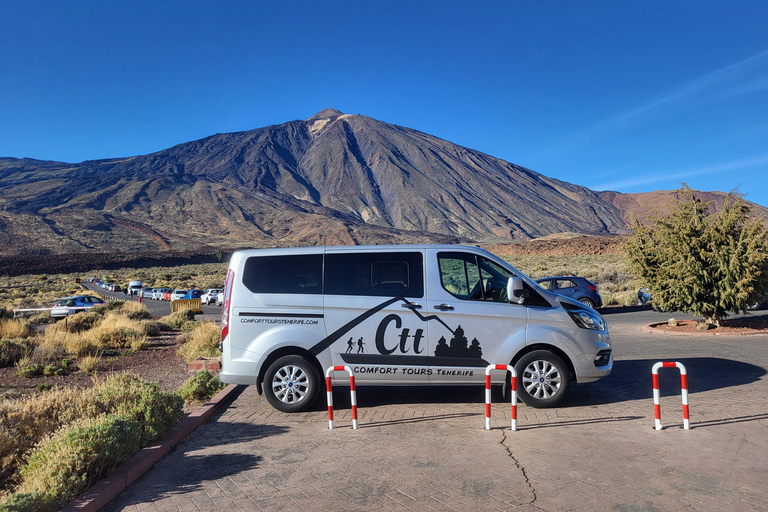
[[219, 245, 612, 412]]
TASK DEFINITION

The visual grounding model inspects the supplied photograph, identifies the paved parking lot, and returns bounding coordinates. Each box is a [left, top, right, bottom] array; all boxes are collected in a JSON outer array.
[[104, 308, 768, 511]]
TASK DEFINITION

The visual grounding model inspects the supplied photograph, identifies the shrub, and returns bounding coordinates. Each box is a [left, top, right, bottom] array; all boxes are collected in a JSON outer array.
[[77, 354, 100, 374], [140, 321, 162, 337], [47, 312, 99, 334], [16, 363, 44, 378], [130, 337, 149, 352], [0, 319, 32, 340], [161, 309, 196, 329], [0, 307, 12, 321], [0, 374, 183, 498], [178, 370, 225, 403], [625, 185, 768, 324], [177, 321, 221, 362], [7, 415, 143, 511], [0, 339, 36, 368], [118, 301, 152, 320], [90, 374, 183, 446]]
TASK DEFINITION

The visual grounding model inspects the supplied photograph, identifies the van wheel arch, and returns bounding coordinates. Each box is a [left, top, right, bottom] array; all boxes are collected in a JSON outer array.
[[510, 344, 575, 382], [257, 347, 323, 396]]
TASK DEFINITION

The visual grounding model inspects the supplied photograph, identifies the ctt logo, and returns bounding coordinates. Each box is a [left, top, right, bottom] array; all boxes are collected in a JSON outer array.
[[375, 314, 425, 355]]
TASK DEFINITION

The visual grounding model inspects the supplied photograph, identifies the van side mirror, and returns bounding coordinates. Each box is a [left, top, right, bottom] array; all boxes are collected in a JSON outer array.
[[507, 277, 528, 304]]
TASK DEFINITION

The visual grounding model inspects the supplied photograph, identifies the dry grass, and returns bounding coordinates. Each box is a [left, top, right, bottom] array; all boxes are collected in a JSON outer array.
[[0, 319, 33, 339], [76, 354, 101, 374], [177, 321, 221, 362]]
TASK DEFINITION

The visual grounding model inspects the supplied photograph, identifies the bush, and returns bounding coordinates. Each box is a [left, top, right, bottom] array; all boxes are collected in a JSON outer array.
[[0, 374, 183, 498], [178, 370, 225, 402], [161, 309, 196, 329], [47, 312, 99, 334], [177, 322, 221, 362], [140, 321, 162, 337], [625, 185, 768, 324], [0, 319, 32, 340], [0, 339, 36, 368], [77, 354, 100, 373], [6, 415, 143, 511], [16, 363, 44, 378]]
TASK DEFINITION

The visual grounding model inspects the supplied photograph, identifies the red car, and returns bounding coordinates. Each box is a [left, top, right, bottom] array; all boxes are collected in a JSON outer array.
[[163, 290, 173, 301]]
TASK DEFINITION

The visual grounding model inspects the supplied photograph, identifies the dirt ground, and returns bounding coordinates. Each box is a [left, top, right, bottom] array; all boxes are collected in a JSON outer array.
[[0, 333, 192, 402], [647, 317, 768, 334]]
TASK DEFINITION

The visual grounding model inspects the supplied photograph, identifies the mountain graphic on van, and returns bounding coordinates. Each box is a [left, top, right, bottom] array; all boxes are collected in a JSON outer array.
[[434, 326, 482, 358]]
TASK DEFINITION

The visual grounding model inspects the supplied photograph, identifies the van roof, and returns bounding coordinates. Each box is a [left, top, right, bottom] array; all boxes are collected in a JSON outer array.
[[231, 244, 486, 256]]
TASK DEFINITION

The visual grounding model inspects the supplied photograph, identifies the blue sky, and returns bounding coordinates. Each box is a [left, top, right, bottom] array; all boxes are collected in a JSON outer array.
[[2, 1, 768, 207]]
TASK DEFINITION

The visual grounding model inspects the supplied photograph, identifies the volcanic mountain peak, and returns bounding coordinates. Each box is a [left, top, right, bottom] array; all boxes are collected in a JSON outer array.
[[305, 108, 352, 136], [4, 109, 761, 261]]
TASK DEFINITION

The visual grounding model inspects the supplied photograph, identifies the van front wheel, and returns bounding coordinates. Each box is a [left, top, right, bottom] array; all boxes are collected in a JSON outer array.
[[263, 355, 320, 412], [515, 350, 569, 408]]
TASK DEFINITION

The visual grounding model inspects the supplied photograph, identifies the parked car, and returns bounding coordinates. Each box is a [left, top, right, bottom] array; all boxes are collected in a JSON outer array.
[[183, 289, 203, 300], [201, 289, 222, 305], [535, 276, 602, 308], [637, 288, 652, 306], [153, 287, 171, 300], [170, 289, 188, 301], [163, 290, 173, 301], [51, 295, 106, 318], [216, 291, 224, 306], [141, 288, 154, 299]]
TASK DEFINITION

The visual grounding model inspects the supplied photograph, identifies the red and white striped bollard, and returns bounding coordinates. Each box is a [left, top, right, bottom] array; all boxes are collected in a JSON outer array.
[[325, 365, 358, 430], [485, 364, 517, 431], [652, 361, 690, 430]]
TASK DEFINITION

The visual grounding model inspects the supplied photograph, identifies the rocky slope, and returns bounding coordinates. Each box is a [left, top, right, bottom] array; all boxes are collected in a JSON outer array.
[[1, 109, 762, 258]]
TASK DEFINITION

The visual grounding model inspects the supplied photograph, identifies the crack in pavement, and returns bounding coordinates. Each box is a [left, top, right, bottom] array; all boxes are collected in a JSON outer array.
[[500, 429, 545, 510]]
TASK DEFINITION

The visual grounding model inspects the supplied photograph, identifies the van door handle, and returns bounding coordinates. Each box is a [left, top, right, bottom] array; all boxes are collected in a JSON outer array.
[[401, 303, 422, 310], [434, 304, 454, 311]]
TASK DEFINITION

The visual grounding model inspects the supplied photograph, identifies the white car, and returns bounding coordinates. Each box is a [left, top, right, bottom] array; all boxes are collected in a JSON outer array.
[[216, 291, 224, 306], [51, 295, 106, 318], [201, 289, 222, 305], [153, 287, 171, 300], [170, 289, 188, 301]]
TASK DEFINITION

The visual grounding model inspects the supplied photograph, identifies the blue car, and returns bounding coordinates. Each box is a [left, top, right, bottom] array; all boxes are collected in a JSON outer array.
[[183, 289, 204, 300], [535, 276, 603, 308]]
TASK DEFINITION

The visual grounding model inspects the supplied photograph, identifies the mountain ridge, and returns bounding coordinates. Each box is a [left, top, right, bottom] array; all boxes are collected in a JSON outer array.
[[1, 109, 764, 258]]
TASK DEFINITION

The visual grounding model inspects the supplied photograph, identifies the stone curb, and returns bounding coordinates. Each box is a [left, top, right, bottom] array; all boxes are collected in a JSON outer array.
[[59, 384, 241, 512], [642, 322, 768, 336]]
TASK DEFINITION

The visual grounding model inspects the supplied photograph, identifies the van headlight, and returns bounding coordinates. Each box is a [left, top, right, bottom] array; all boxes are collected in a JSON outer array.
[[568, 310, 606, 331]]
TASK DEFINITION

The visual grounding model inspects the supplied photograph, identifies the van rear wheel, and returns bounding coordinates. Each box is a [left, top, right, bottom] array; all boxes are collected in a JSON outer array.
[[515, 350, 569, 408], [263, 355, 320, 413]]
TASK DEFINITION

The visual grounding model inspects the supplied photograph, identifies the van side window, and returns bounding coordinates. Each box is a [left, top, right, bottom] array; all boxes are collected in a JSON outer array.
[[437, 252, 483, 300], [325, 252, 424, 297], [438, 252, 516, 303], [242, 255, 323, 294]]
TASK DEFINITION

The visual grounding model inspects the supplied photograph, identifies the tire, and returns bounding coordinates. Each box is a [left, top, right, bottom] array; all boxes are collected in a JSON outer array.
[[515, 350, 570, 408], [263, 355, 320, 413], [578, 298, 595, 308]]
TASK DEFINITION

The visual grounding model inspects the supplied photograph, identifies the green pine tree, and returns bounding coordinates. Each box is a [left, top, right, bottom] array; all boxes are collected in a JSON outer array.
[[624, 185, 768, 325]]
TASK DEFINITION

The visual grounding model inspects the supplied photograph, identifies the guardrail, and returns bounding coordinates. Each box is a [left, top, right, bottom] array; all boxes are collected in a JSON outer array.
[[171, 298, 202, 313]]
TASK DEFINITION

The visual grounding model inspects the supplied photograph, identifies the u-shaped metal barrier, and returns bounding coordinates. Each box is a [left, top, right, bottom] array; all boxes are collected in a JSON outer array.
[[325, 365, 358, 430], [652, 361, 690, 430], [485, 364, 518, 431]]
